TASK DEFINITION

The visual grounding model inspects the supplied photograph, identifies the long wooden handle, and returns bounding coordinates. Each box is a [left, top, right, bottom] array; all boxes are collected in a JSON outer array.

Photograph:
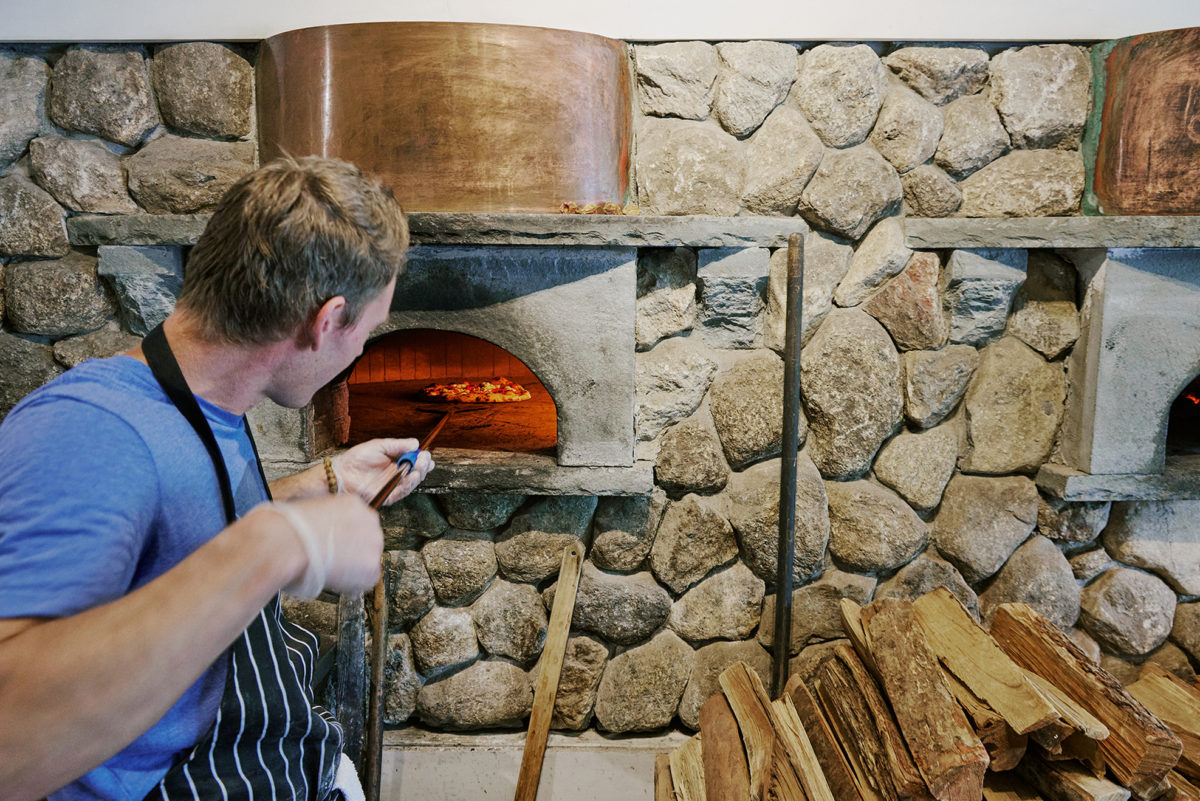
[[514, 543, 584, 801]]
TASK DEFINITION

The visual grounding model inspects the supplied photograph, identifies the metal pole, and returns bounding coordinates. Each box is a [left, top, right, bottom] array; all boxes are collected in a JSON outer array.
[[772, 231, 805, 699]]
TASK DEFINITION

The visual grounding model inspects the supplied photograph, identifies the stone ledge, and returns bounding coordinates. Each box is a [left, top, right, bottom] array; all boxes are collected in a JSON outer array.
[[906, 216, 1200, 249], [418, 449, 655, 496], [67, 212, 1200, 250], [1036, 455, 1200, 501]]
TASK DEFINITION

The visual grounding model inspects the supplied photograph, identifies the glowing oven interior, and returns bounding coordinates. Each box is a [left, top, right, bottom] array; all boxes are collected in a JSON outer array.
[[345, 329, 558, 456]]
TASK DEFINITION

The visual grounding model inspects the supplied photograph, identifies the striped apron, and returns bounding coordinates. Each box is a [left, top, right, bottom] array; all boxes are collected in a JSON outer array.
[[140, 324, 344, 801]]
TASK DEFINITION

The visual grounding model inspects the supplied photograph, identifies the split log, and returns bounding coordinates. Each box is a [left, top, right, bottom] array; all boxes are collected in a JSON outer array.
[[1048, 733, 1108, 779], [942, 669, 1028, 771], [982, 772, 1045, 801], [769, 696, 838, 801], [699, 693, 752, 801], [913, 587, 1059, 735], [862, 598, 989, 801], [718, 661, 776, 801], [670, 734, 708, 801], [1169, 771, 1200, 801], [784, 673, 864, 801], [1018, 752, 1131, 801], [990, 603, 1182, 799], [656, 753, 676, 801], [1021, 668, 1109, 741], [1127, 665, 1200, 782], [840, 598, 879, 677], [815, 642, 930, 801]]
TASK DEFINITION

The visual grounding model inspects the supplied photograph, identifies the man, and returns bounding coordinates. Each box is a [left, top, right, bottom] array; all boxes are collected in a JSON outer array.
[[0, 155, 433, 801]]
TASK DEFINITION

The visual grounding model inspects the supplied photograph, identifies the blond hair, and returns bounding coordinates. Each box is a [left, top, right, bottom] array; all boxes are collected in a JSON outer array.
[[178, 155, 409, 344]]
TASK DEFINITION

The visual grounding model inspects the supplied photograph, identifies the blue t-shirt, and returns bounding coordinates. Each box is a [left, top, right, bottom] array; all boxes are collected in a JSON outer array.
[[0, 356, 268, 801]]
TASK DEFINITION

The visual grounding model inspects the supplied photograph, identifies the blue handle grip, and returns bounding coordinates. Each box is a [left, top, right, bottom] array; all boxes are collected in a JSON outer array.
[[395, 449, 421, 472]]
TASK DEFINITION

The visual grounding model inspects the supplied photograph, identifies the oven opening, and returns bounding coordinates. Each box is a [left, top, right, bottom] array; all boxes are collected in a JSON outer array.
[[344, 328, 558, 456], [1167, 373, 1200, 457]]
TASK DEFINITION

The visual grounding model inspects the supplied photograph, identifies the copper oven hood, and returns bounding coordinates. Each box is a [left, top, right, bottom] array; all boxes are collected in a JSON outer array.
[[256, 21, 632, 212]]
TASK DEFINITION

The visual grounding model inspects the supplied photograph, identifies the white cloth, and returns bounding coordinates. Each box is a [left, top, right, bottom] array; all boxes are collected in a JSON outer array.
[[334, 752, 367, 801]]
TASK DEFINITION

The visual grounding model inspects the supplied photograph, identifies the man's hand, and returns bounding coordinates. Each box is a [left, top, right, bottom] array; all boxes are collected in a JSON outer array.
[[331, 437, 435, 505], [260, 495, 384, 599]]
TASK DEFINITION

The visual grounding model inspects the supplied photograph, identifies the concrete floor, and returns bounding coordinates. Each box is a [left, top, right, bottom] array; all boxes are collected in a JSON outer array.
[[380, 727, 691, 800]]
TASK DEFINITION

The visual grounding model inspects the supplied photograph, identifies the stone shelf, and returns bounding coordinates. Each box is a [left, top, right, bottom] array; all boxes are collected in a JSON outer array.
[[417, 449, 654, 496], [68, 212, 1200, 249], [1036, 455, 1200, 501]]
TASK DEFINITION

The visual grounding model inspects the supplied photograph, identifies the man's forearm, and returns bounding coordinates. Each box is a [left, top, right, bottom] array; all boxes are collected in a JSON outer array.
[[0, 508, 305, 801]]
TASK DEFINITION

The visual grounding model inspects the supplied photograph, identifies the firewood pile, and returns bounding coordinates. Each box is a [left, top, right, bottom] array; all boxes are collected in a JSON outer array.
[[656, 588, 1200, 801]]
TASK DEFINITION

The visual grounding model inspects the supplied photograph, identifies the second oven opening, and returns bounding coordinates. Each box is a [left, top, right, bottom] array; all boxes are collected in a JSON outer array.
[[345, 328, 558, 456]]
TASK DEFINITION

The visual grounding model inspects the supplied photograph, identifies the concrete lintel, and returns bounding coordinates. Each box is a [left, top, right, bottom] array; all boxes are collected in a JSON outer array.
[[907, 216, 1200, 249], [1036, 457, 1200, 501]]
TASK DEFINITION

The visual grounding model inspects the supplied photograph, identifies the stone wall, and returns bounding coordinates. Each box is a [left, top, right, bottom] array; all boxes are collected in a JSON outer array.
[[1, 37, 1199, 736]]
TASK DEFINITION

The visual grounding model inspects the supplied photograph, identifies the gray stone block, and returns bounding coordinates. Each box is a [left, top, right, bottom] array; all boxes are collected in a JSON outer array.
[[98, 245, 183, 336]]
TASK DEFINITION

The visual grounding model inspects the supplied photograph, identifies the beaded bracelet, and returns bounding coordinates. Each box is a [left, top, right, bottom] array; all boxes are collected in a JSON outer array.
[[322, 455, 340, 494]]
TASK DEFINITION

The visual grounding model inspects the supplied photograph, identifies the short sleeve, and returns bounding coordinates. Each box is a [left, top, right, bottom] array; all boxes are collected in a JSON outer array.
[[0, 395, 160, 618]]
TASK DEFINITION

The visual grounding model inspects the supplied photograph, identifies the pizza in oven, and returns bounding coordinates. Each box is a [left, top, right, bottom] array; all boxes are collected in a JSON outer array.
[[422, 376, 532, 403]]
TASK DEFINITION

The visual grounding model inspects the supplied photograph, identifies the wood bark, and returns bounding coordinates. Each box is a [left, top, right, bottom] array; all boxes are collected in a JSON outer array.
[[784, 673, 864, 801], [1127, 665, 1200, 782], [699, 693, 752, 801], [670, 734, 708, 801], [942, 669, 1028, 771], [1018, 752, 1131, 801], [990, 603, 1182, 799], [770, 696, 838, 801], [862, 598, 989, 801]]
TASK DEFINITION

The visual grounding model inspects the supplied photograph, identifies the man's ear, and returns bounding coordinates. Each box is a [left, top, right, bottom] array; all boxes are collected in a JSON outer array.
[[305, 296, 348, 351]]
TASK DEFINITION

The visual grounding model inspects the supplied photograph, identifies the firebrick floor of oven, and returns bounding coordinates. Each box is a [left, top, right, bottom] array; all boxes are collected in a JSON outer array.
[[380, 727, 691, 799]]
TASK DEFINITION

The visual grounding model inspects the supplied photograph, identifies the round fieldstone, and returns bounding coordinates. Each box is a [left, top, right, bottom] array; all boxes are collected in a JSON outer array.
[[125, 134, 255, 213], [0, 173, 69, 259], [636, 334, 718, 442], [903, 345, 978, 429], [931, 473, 1038, 583], [869, 80, 943, 175], [655, 412, 730, 497], [882, 46, 989, 106], [935, 94, 1010, 179], [826, 480, 927, 573], [5, 251, 113, 337], [549, 635, 608, 730], [709, 350, 789, 470], [861, 251, 947, 353], [764, 231, 854, 353], [386, 549, 435, 630], [724, 455, 830, 586], [383, 633, 423, 724], [1038, 495, 1110, 545], [678, 640, 772, 730], [1171, 602, 1200, 667], [798, 144, 902, 241], [1103, 500, 1200, 595], [635, 118, 744, 216], [875, 554, 979, 620], [960, 337, 1066, 474], [438, 492, 526, 531], [381, 492, 449, 547], [48, 45, 159, 146], [1079, 568, 1176, 656], [0, 331, 62, 418], [29, 135, 137, 214], [649, 493, 738, 595], [742, 105, 823, 216], [979, 535, 1080, 630], [791, 44, 888, 148], [0, 51, 49, 166], [712, 41, 797, 137], [416, 660, 532, 730], [1070, 548, 1115, 583], [800, 308, 903, 479], [636, 247, 698, 351], [546, 564, 670, 646], [495, 495, 597, 583], [1142, 641, 1196, 683], [873, 420, 960, 512], [421, 529, 497, 606], [590, 491, 666, 573], [989, 44, 1091, 150], [52, 325, 141, 369], [835, 216, 913, 308], [668, 562, 765, 644], [1007, 251, 1080, 361], [471, 580, 546, 665], [901, 165, 963, 218], [634, 42, 718, 120], [758, 570, 877, 654], [1068, 628, 1102, 664], [593, 630, 693, 733], [409, 606, 480, 674], [150, 42, 252, 139], [958, 150, 1085, 217]]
